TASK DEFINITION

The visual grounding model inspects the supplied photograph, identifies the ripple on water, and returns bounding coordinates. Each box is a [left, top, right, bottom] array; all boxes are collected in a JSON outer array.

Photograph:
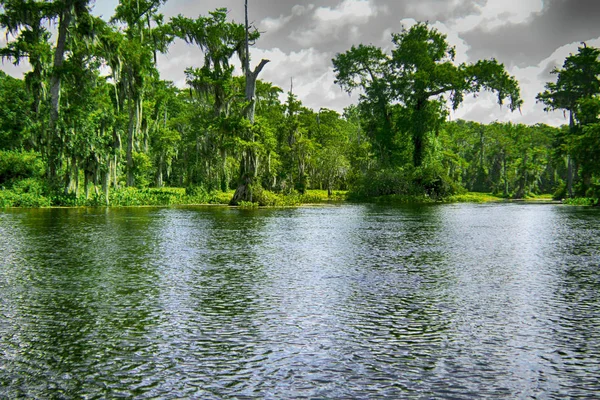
[[0, 204, 599, 398]]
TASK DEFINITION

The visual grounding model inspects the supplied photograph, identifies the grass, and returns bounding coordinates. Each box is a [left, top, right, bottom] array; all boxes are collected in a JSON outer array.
[[562, 197, 597, 206], [2, 185, 594, 209], [443, 192, 504, 203], [0, 186, 350, 209], [299, 190, 348, 203]]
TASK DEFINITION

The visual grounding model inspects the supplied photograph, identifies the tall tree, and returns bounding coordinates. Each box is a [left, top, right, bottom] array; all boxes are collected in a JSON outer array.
[[334, 22, 522, 168], [537, 44, 600, 197], [173, 8, 251, 191], [230, 0, 269, 205], [47, 0, 93, 182], [112, 0, 169, 187], [0, 0, 53, 146]]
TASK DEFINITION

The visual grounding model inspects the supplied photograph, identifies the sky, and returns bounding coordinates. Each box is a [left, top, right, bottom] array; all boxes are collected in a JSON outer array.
[[3, 0, 600, 127]]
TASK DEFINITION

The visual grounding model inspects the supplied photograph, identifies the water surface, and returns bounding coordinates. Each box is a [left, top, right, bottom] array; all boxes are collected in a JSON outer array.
[[1, 203, 599, 398]]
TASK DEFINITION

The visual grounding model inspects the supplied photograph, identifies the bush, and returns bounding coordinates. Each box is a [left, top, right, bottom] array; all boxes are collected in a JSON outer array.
[[238, 201, 259, 209], [349, 165, 463, 200], [132, 152, 153, 188], [563, 197, 596, 206], [0, 150, 45, 184], [553, 181, 567, 200], [0, 188, 51, 208]]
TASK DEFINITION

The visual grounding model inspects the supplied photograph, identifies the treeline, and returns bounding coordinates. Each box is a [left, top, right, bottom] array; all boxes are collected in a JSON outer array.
[[0, 1, 598, 207]]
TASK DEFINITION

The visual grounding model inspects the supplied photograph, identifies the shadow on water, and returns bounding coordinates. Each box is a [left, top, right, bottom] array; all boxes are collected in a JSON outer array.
[[1, 203, 599, 398], [0, 207, 166, 397]]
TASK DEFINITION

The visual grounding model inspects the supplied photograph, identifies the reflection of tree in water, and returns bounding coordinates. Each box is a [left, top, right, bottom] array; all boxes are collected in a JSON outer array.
[[343, 204, 455, 395], [0, 208, 163, 398], [155, 207, 271, 397], [549, 209, 600, 396]]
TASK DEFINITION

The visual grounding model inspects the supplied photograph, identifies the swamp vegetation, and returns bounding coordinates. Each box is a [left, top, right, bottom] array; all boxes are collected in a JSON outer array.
[[0, 1, 599, 207]]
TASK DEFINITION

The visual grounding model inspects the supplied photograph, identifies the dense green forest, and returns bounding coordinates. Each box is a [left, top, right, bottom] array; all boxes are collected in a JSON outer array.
[[0, 1, 599, 207]]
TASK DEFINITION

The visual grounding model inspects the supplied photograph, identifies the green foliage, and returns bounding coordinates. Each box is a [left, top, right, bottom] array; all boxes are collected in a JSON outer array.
[[132, 152, 153, 188], [0, 150, 45, 184], [349, 164, 463, 200], [553, 182, 567, 201], [1, 3, 598, 208], [562, 197, 597, 206], [333, 21, 521, 169], [444, 193, 503, 203], [300, 190, 347, 203], [538, 44, 600, 200], [0, 189, 52, 208], [238, 201, 259, 209], [0, 71, 32, 149]]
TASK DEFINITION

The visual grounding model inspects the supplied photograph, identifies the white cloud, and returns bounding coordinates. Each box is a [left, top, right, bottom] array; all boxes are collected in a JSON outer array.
[[450, 0, 543, 33], [290, 0, 382, 47], [454, 36, 600, 126], [260, 15, 293, 34], [244, 46, 357, 112], [259, 5, 315, 36]]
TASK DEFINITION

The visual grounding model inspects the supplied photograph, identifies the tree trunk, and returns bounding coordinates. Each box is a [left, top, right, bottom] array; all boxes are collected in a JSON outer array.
[[220, 148, 228, 191], [567, 110, 575, 198], [503, 151, 508, 196], [412, 99, 426, 167], [230, 0, 269, 205], [413, 134, 424, 167], [102, 164, 110, 206], [156, 153, 164, 187], [84, 172, 90, 199], [48, 3, 73, 182], [127, 98, 135, 187]]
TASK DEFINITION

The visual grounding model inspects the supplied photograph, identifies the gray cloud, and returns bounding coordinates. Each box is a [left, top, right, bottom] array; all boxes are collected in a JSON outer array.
[[463, 0, 600, 68]]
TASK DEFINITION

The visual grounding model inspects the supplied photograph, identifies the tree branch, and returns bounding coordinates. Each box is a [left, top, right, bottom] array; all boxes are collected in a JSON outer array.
[[424, 85, 455, 98], [251, 58, 269, 78]]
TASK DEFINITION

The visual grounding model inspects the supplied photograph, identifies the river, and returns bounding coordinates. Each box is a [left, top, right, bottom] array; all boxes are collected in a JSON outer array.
[[1, 203, 599, 398]]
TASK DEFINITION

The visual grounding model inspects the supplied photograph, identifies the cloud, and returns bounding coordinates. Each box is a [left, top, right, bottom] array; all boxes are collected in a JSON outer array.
[[259, 5, 315, 35], [290, 0, 382, 48], [462, 0, 600, 68], [246, 46, 358, 112], [454, 37, 600, 127], [430, 21, 471, 64], [449, 0, 543, 33]]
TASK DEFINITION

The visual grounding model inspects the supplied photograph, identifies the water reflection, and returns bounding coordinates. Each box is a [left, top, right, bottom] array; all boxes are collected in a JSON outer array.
[[1, 204, 599, 398]]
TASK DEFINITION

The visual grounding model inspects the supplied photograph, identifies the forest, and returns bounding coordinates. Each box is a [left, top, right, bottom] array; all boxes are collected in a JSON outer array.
[[0, 0, 599, 207]]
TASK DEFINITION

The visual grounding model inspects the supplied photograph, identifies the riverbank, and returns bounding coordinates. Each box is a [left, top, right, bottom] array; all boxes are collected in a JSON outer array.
[[1, 186, 594, 209], [0, 187, 348, 208]]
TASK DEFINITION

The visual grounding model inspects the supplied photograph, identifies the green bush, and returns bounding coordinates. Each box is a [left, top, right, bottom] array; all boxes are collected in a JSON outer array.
[[349, 165, 462, 200], [0, 150, 45, 184], [11, 178, 48, 196], [132, 152, 153, 189], [238, 201, 259, 208], [553, 181, 567, 200], [563, 197, 596, 206], [0, 188, 51, 208]]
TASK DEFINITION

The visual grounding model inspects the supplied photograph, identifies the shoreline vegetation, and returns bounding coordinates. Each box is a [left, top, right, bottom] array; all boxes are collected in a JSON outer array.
[[1, 186, 595, 209], [1, 4, 599, 211]]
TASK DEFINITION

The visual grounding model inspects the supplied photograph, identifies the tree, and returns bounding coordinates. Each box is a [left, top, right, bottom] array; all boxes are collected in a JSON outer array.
[[0, 71, 33, 150], [333, 22, 522, 169], [173, 7, 251, 193], [537, 44, 600, 197], [47, 0, 93, 182], [230, 0, 269, 205], [112, 0, 170, 187], [0, 0, 53, 148]]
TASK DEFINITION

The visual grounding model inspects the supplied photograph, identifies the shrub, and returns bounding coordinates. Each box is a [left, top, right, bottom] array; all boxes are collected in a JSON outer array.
[[349, 165, 462, 200], [553, 181, 567, 201], [0, 150, 45, 184]]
